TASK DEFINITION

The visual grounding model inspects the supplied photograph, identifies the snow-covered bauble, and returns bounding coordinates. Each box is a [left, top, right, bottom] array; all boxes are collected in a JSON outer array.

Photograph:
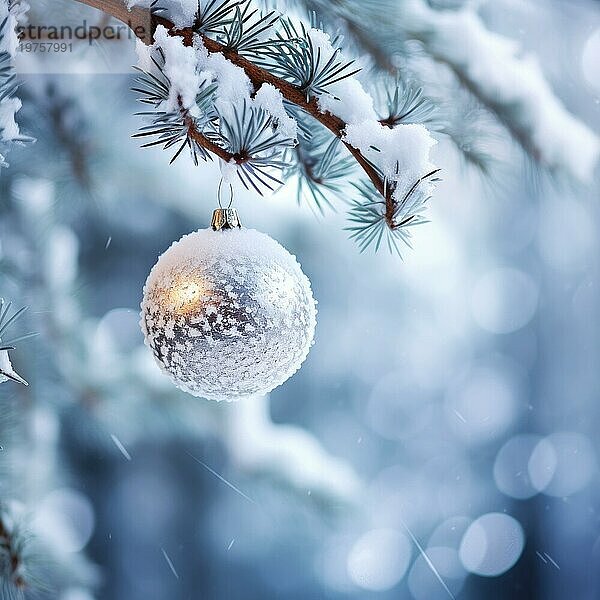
[[140, 207, 317, 401]]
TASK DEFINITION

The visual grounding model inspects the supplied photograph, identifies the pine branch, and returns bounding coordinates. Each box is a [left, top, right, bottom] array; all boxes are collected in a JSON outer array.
[[346, 168, 441, 254], [162, 15, 389, 201], [286, 123, 355, 212], [132, 61, 293, 190], [0, 299, 32, 386], [72, 0, 395, 219], [185, 113, 235, 163], [0, 8, 35, 167], [0, 514, 26, 591]]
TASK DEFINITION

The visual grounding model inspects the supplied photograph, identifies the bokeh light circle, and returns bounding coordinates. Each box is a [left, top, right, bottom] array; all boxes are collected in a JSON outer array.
[[445, 361, 521, 445], [347, 529, 412, 591], [95, 308, 143, 355], [471, 268, 538, 334], [540, 432, 596, 497], [528, 437, 558, 493], [33, 488, 95, 554], [494, 434, 548, 499], [459, 513, 525, 576]]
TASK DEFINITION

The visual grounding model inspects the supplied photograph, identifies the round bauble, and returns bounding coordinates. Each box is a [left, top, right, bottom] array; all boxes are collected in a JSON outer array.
[[140, 224, 317, 401]]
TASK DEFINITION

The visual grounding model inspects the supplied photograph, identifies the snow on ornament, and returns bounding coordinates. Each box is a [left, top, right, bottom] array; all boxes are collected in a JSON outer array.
[[140, 206, 317, 401]]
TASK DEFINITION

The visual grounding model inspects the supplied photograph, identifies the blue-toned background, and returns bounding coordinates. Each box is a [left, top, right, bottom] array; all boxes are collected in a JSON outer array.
[[1, 0, 599, 598]]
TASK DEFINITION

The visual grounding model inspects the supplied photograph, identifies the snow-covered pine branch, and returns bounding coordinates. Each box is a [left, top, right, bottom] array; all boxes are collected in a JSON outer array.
[[0, 299, 30, 387], [72, 0, 440, 254], [0, 0, 32, 168]]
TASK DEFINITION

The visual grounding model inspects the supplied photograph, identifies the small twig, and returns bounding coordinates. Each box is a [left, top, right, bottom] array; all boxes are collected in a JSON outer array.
[[177, 95, 235, 163], [186, 118, 235, 162], [386, 168, 441, 229]]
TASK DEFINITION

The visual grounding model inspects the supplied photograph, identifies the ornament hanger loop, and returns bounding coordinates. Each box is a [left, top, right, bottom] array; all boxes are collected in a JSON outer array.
[[212, 180, 241, 230], [218, 179, 234, 209]]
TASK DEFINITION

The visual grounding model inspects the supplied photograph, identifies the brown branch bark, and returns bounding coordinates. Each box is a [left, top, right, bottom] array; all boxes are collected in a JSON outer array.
[[181, 111, 236, 163], [72, 0, 391, 212]]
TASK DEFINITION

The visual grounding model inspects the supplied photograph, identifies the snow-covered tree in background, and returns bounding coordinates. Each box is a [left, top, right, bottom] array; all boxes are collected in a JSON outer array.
[[1, 0, 599, 599]]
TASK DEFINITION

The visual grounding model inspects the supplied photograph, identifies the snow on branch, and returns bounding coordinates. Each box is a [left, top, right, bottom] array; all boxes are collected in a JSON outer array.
[[0, 1, 33, 168], [72, 0, 440, 253], [0, 299, 31, 386], [403, 0, 599, 181]]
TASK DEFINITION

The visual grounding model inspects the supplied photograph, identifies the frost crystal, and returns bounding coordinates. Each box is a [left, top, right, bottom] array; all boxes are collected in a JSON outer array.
[[141, 228, 317, 401]]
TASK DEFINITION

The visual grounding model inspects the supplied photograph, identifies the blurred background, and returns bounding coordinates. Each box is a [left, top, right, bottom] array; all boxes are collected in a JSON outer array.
[[1, 0, 600, 598]]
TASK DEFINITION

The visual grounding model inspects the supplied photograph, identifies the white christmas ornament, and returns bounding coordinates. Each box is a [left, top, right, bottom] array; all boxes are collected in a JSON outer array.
[[141, 208, 317, 401]]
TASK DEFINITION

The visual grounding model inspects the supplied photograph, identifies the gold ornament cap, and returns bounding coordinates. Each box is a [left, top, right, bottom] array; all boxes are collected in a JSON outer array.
[[211, 208, 242, 231]]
